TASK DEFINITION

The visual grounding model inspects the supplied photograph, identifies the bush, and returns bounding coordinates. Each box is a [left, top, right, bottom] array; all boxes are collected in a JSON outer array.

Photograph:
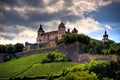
[[58, 71, 98, 80], [59, 60, 120, 80], [42, 51, 68, 63]]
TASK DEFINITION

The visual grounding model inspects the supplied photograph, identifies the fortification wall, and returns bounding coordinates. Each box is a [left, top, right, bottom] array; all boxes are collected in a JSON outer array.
[[16, 43, 82, 62], [58, 43, 81, 62], [0, 43, 82, 63], [15, 47, 57, 56], [0, 54, 5, 62]]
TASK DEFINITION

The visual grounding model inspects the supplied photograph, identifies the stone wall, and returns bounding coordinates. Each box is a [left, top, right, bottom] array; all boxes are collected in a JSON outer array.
[[15, 47, 58, 56], [58, 43, 82, 62], [0, 43, 117, 63], [16, 43, 82, 62], [0, 43, 82, 63], [0, 54, 5, 63]]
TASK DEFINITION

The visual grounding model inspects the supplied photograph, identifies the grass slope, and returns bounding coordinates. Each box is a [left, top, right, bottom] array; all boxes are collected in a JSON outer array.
[[0, 53, 77, 79], [18, 62, 76, 78], [0, 53, 47, 78]]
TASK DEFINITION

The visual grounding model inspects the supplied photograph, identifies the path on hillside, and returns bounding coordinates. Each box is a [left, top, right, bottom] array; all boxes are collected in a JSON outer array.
[[15, 62, 40, 77]]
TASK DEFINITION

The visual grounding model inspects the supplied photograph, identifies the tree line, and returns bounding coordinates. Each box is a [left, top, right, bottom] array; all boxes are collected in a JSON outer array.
[[60, 33, 120, 56], [0, 43, 24, 61], [87, 40, 120, 55], [0, 43, 24, 54]]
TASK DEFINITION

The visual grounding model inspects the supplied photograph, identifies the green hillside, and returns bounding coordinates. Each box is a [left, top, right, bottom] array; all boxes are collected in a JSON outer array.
[[0, 53, 77, 79]]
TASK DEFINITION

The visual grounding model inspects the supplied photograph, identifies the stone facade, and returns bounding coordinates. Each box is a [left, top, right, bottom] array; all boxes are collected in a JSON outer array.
[[25, 22, 78, 50]]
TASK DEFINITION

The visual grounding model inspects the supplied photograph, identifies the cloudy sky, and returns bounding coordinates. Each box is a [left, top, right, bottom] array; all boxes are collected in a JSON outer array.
[[0, 0, 120, 44]]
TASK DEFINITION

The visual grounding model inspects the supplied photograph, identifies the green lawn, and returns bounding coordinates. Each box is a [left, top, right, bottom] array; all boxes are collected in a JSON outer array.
[[0, 53, 77, 79]]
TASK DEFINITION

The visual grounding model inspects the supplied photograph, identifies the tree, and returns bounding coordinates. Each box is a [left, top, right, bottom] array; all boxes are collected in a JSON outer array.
[[14, 43, 24, 52], [6, 44, 15, 54], [77, 34, 90, 45], [0, 45, 6, 53], [60, 33, 90, 45]]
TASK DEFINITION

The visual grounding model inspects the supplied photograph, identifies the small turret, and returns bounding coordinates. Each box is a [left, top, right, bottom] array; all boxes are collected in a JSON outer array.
[[103, 30, 108, 37], [38, 24, 45, 36], [58, 22, 65, 28], [67, 28, 70, 33], [72, 27, 78, 34], [38, 25, 44, 32]]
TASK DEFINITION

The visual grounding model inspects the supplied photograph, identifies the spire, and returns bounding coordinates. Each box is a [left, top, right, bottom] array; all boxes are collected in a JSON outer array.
[[105, 28, 107, 35], [103, 29, 108, 37], [102, 28, 109, 42], [38, 24, 44, 32]]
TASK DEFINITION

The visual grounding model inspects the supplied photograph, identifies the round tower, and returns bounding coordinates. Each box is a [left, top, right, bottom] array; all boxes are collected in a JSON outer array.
[[36, 25, 45, 44], [58, 22, 66, 40]]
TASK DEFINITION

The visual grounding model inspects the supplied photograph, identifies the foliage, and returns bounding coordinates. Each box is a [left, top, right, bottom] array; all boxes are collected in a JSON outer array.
[[0, 43, 24, 61], [115, 45, 120, 55], [59, 60, 119, 80], [42, 51, 68, 63], [60, 33, 90, 45], [0, 43, 24, 54], [58, 71, 98, 80], [88, 39, 120, 56], [14, 43, 24, 52], [46, 74, 54, 80]]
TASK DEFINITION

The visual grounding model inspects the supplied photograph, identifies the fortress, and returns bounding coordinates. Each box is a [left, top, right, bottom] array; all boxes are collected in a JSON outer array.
[[25, 22, 78, 50], [25, 22, 109, 50]]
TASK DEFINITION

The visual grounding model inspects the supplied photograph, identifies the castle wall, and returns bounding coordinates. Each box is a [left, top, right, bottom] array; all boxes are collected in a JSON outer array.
[[15, 47, 58, 56], [58, 43, 81, 62], [16, 43, 82, 62], [0, 54, 5, 62]]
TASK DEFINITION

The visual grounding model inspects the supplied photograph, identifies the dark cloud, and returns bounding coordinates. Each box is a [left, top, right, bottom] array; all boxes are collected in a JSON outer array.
[[1, 34, 14, 40], [0, 0, 81, 34]]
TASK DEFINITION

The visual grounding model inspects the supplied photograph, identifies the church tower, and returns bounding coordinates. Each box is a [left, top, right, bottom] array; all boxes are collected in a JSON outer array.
[[58, 22, 66, 40], [102, 29, 108, 42], [36, 25, 45, 44]]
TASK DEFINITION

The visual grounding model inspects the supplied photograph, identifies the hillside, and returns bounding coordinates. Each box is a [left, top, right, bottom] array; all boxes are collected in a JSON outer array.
[[0, 53, 77, 79]]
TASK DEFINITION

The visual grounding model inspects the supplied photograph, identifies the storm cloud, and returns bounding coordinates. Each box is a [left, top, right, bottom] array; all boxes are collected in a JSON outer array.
[[0, 0, 120, 44]]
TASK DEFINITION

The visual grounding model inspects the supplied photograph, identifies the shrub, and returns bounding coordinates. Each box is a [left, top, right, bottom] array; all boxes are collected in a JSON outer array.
[[42, 51, 68, 63], [58, 71, 98, 80]]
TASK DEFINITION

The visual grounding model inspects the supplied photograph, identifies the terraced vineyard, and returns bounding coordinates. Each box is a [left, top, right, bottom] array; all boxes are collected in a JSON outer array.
[[0, 53, 77, 79]]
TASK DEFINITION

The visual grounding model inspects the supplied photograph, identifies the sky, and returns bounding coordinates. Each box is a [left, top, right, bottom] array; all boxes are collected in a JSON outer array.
[[0, 0, 120, 44]]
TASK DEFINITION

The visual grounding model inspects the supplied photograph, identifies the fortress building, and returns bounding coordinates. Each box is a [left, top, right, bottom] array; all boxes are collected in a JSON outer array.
[[25, 22, 109, 50], [102, 29, 109, 42], [25, 22, 78, 50]]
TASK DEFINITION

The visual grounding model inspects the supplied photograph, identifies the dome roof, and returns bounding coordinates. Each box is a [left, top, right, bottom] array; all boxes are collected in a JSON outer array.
[[103, 34, 108, 37], [38, 25, 44, 32], [59, 22, 65, 28], [103, 30, 108, 37], [72, 27, 78, 33]]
